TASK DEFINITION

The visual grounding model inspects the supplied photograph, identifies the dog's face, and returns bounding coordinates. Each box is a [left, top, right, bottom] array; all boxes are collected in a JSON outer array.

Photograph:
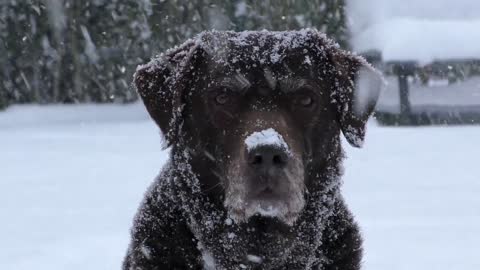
[[135, 30, 381, 225], [188, 48, 344, 225]]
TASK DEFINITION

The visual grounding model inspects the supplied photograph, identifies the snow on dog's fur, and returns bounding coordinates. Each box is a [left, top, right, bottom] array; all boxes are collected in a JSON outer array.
[[123, 29, 382, 270]]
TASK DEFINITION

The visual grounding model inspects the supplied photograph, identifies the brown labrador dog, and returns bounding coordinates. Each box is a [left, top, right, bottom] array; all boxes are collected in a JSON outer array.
[[123, 29, 381, 270]]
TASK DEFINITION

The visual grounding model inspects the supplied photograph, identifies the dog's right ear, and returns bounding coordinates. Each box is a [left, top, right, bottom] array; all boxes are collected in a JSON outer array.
[[329, 51, 383, 148], [134, 41, 198, 146]]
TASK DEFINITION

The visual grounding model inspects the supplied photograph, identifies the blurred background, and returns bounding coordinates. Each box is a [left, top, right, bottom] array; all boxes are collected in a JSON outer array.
[[0, 0, 348, 108], [1, 1, 479, 269]]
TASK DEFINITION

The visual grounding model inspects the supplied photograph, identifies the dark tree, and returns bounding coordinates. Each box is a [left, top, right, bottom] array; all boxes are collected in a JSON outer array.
[[0, 0, 348, 109]]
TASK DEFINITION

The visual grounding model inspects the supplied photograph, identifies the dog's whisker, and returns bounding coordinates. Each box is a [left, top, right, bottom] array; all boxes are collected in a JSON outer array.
[[211, 169, 227, 183], [203, 150, 216, 161], [219, 108, 235, 119], [201, 181, 224, 194]]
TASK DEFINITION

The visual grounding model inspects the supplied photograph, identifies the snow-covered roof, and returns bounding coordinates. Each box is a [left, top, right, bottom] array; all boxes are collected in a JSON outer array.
[[352, 18, 480, 64], [347, 0, 480, 64]]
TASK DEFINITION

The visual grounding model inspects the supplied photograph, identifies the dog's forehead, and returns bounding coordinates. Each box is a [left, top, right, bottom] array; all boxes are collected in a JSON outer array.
[[196, 30, 336, 90], [200, 31, 330, 68]]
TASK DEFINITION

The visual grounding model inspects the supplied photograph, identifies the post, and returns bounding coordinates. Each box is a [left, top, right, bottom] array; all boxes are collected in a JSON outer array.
[[398, 74, 411, 115], [393, 62, 416, 117]]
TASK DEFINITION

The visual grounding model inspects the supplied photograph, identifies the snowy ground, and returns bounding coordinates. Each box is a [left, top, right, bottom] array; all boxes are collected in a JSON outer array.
[[1, 103, 479, 270]]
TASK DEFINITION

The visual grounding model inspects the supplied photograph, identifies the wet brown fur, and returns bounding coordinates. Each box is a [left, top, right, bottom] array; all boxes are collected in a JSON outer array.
[[123, 30, 380, 270]]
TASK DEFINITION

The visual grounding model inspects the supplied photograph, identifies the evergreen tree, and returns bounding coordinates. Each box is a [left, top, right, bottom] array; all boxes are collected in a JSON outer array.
[[0, 0, 348, 108]]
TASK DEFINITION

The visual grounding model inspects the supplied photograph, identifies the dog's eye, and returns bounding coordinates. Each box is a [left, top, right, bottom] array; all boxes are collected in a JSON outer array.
[[215, 92, 230, 105], [299, 96, 313, 106], [295, 94, 314, 107]]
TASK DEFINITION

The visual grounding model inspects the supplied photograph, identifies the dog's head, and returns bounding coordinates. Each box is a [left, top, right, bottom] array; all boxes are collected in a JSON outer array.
[[135, 30, 381, 225]]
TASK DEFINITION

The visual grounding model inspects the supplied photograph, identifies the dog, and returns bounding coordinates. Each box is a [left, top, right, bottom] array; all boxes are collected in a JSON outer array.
[[123, 29, 381, 270]]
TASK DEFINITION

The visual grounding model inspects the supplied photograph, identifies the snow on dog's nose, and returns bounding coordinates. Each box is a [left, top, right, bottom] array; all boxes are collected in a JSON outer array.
[[245, 128, 291, 173], [244, 128, 290, 155]]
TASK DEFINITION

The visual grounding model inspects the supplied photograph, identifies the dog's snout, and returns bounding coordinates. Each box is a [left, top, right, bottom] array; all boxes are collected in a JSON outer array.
[[248, 146, 288, 169]]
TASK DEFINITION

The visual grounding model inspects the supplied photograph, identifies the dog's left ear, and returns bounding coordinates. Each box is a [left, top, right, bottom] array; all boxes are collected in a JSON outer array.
[[134, 41, 201, 147], [330, 50, 383, 148]]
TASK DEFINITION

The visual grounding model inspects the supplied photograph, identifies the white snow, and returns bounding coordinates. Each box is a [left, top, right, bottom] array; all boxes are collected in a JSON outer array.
[[140, 245, 152, 260], [352, 18, 480, 64], [201, 250, 216, 270], [80, 25, 99, 63], [254, 204, 280, 217], [1, 104, 480, 270], [0, 103, 166, 270], [234, 1, 247, 17], [244, 128, 290, 153], [247, 254, 263, 264], [44, 0, 66, 31], [182, 29, 335, 68], [197, 242, 216, 270], [348, 0, 480, 64]]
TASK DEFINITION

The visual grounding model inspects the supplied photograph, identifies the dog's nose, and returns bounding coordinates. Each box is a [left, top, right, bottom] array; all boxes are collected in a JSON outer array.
[[248, 145, 288, 170]]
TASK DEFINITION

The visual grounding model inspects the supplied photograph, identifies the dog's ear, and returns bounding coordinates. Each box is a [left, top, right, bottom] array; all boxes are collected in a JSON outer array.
[[134, 60, 174, 141], [134, 41, 200, 146], [330, 50, 383, 148]]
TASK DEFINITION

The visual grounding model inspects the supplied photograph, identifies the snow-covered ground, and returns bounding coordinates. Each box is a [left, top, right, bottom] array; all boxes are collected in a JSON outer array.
[[1, 104, 479, 270]]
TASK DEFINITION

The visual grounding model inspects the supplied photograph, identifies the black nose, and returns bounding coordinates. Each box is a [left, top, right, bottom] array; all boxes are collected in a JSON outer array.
[[247, 145, 289, 170]]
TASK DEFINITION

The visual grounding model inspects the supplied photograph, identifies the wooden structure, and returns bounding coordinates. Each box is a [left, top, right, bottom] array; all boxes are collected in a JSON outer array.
[[374, 59, 480, 125]]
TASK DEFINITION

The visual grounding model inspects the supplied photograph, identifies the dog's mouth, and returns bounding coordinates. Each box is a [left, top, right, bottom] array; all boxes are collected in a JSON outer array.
[[225, 189, 304, 226], [252, 184, 283, 199], [249, 199, 283, 217], [257, 186, 275, 197], [224, 175, 306, 226]]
